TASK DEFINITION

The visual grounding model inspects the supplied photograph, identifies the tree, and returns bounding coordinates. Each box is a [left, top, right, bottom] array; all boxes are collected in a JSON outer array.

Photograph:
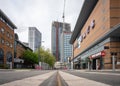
[[22, 50, 38, 68], [36, 47, 55, 68]]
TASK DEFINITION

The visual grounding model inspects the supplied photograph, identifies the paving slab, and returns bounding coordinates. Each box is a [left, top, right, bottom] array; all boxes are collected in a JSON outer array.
[[59, 71, 110, 86], [0, 71, 56, 86]]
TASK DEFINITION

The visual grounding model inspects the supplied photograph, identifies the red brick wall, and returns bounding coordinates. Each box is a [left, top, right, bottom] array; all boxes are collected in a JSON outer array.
[[0, 20, 14, 65]]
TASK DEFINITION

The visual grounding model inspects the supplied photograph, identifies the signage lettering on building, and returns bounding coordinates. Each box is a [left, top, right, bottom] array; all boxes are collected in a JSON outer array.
[[89, 51, 105, 59], [86, 26, 90, 34], [77, 36, 82, 48], [90, 20, 95, 28], [79, 20, 95, 44], [83, 33, 86, 39]]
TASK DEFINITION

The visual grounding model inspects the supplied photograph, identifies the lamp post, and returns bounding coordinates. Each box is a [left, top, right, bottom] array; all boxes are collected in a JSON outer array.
[[111, 52, 117, 71], [38, 47, 41, 69], [38, 41, 44, 70], [67, 57, 72, 70], [67, 57, 69, 69]]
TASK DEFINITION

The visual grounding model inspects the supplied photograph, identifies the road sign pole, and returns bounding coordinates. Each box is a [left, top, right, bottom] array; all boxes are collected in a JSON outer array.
[[112, 55, 115, 71]]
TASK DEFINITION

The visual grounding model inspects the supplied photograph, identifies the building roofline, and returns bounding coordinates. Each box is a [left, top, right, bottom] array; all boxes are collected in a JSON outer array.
[[52, 21, 70, 24], [0, 9, 17, 29], [70, 0, 98, 44], [16, 40, 33, 51]]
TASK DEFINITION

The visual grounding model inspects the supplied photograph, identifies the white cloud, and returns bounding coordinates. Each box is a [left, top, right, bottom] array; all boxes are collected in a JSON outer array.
[[0, 0, 84, 50]]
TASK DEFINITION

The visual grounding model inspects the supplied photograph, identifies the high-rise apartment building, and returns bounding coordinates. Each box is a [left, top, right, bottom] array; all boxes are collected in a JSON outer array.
[[28, 27, 41, 52], [51, 21, 70, 61]]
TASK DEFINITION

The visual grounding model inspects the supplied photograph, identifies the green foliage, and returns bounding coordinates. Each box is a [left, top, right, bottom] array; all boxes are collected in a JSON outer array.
[[22, 47, 56, 68], [22, 50, 38, 65], [0, 64, 9, 69], [0, 64, 4, 68], [36, 46, 55, 67]]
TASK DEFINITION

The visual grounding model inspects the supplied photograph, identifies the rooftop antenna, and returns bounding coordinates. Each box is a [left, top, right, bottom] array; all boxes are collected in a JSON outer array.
[[62, 0, 66, 31]]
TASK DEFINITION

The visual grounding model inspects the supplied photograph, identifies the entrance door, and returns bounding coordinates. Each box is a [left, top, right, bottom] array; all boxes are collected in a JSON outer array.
[[92, 59, 96, 70], [100, 57, 103, 69], [0, 49, 4, 67]]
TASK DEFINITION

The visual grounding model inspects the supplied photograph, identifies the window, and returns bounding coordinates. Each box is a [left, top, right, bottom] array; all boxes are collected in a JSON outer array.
[[6, 41, 10, 46], [10, 34, 13, 39], [1, 28, 5, 34], [7, 32, 10, 37], [0, 48, 4, 61], [6, 52, 12, 62], [10, 44, 13, 48], [1, 38, 4, 44]]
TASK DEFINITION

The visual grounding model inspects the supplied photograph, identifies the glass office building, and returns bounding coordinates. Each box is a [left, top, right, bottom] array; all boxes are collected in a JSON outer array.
[[60, 32, 72, 63], [28, 27, 41, 52]]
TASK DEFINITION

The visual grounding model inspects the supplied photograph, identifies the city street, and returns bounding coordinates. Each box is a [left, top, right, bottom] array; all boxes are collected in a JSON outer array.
[[0, 0, 120, 86], [0, 69, 120, 86]]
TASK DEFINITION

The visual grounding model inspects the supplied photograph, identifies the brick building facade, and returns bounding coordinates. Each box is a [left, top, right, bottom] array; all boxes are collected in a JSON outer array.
[[70, 0, 120, 69], [14, 34, 32, 68], [0, 9, 16, 68]]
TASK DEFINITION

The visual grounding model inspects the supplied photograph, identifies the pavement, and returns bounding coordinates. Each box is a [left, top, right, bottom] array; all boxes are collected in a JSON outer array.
[[59, 71, 110, 86], [0, 69, 32, 72], [1, 68, 120, 73], [0, 69, 14, 71], [74, 69, 120, 74]]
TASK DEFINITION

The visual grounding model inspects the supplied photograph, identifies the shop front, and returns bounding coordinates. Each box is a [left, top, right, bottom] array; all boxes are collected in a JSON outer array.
[[89, 51, 105, 70]]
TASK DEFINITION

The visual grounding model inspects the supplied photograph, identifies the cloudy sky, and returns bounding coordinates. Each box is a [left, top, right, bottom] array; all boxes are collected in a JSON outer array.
[[0, 0, 84, 50]]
